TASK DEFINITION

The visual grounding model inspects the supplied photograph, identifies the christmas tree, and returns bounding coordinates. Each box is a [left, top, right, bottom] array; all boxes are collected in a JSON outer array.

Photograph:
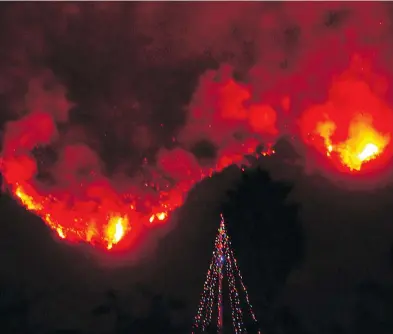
[[192, 214, 260, 333]]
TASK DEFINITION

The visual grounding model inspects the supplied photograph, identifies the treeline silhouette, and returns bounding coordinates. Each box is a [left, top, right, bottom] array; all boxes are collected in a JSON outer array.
[[1, 282, 391, 334], [0, 165, 393, 333]]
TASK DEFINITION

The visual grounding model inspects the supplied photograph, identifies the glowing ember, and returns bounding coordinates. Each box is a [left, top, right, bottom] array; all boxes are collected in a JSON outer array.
[[57, 227, 65, 239], [261, 145, 276, 157], [316, 115, 390, 171], [149, 211, 168, 224]]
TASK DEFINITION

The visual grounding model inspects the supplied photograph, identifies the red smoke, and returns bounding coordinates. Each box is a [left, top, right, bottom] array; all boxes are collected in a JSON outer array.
[[1, 2, 393, 251], [299, 56, 393, 174], [0, 68, 277, 251]]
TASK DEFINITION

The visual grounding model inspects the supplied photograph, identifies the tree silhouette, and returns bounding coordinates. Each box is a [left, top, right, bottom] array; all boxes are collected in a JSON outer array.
[[92, 289, 138, 333], [0, 283, 30, 333], [223, 167, 305, 325], [0, 281, 57, 334], [271, 306, 310, 334], [353, 280, 393, 334], [91, 288, 186, 334]]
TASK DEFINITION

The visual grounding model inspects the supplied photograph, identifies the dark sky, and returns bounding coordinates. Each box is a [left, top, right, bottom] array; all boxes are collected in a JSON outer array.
[[1, 2, 393, 334]]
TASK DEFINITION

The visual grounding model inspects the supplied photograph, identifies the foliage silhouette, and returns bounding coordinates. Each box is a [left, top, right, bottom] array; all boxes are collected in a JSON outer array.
[[353, 280, 393, 334], [222, 166, 305, 328]]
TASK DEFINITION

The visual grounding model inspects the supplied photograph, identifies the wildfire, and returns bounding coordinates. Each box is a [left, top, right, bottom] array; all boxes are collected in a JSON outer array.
[[15, 184, 43, 211], [316, 115, 390, 171], [14, 183, 132, 250], [149, 211, 168, 224], [261, 146, 276, 157], [8, 142, 271, 250], [106, 216, 128, 250], [0, 65, 285, 252]]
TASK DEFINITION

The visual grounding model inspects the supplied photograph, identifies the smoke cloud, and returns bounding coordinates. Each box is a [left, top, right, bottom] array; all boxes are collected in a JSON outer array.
[[1, 2, 393, 255]]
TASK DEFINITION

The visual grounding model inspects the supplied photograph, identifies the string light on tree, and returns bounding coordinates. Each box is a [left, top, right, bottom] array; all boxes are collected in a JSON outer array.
[[192, 214, 260, 333]]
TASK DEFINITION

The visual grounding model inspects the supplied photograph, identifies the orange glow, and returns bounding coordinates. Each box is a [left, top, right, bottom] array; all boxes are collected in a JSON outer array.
[[15, 185, 43, 211], [1, 65, 280, 252], [299, 60, 393, 175], [149, 211, 168, 224], [56, 227, 66, 239], [105, 216, 128, 250], [316, 115, 390, 171], [261, 144, 276, 157], [14, 183, 131, 250], [4, 122, 274, 251]]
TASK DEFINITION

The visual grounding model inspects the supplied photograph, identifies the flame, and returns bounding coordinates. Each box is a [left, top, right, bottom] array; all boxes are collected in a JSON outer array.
[[4, 127, 274, 251], [57, 227, 65, 239], [15, 185, 43, 211], [105, 216, 128, 250], [261, 145, 276, 157], [149, 211, 168, 224], [9, 146, 270, 250], [14, 183, 131, 250], [316, 115, 390, 171]]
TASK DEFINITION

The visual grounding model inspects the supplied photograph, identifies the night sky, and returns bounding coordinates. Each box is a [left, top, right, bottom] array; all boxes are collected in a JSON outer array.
[[1, 2, 393, 334]]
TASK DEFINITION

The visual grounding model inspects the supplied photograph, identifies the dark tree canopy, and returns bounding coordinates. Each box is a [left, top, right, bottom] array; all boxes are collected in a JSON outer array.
[[390, 243, 393, 269], [353, 280, 393, 334], [223, 167, 305, 310]]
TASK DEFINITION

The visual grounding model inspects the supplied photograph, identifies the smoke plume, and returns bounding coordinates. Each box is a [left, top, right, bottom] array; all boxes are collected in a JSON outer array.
[[1, 2, 393, 253]]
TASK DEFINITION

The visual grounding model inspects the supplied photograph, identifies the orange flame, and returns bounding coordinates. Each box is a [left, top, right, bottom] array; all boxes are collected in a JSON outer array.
[[149, 211, 168, 224], [317, 115, 390, 171], [15, 185, 43, 211], [105, 216, 128, 250], [14, 183, 131, 249]]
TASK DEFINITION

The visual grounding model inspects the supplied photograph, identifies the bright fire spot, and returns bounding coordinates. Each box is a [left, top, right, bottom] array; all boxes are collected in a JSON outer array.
[[57, 227, 65, 239], [261, 148, 275, 157], [358, 143, 379, 161], [14, 183, 130, 250], [15, 185, 43, 211], [106, 216, 128, 250], [149, 211, 168, 224], [316, 115, 390, 171]]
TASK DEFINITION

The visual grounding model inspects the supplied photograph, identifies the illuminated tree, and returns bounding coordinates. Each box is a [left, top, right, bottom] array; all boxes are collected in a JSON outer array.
[[192, 214, 260, 333]]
